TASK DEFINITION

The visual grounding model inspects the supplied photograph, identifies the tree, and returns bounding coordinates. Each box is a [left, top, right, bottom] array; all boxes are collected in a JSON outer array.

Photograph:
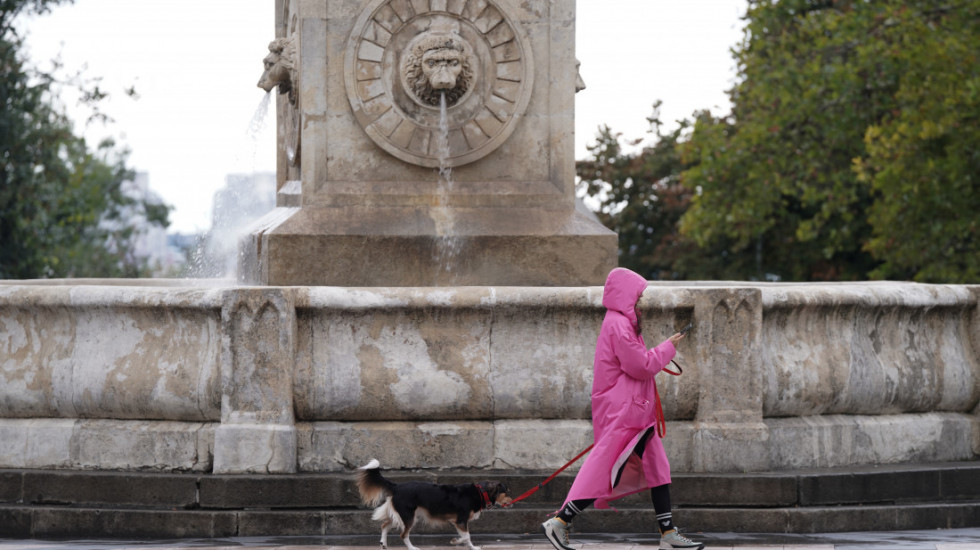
[[577, 103, 729, 280], [854, 2, 980, 282], [680, 0, 979, 282], [1, 0, 171, 278]]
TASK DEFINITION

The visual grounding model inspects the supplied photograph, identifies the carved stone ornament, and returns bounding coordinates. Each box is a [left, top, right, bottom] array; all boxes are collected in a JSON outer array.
[[345, 0, 534, 168], [257, 36, 298, 104]]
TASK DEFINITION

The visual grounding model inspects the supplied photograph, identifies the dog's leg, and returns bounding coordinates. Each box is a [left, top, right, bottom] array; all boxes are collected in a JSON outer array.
[[400, 519, 420, 550], [450, 522, 480, 550], [380, 518, 391, 549]]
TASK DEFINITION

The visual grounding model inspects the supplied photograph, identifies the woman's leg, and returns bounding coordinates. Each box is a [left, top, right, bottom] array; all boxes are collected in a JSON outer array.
[[653, 483, 704, 548], [544, 498, 595, 550], [650, 483, 674, 533], [556, 498, 595, 523]]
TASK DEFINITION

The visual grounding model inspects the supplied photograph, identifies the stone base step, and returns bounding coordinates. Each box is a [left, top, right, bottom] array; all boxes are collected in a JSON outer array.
[[2, 462, 978, 510], [2, 462, 979, 538], [3, 502, 980, 539]]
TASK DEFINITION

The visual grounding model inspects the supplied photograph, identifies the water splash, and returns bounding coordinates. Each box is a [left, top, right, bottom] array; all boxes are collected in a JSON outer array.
[[187, 92, 275, 279], [432, 92, 462, 282]]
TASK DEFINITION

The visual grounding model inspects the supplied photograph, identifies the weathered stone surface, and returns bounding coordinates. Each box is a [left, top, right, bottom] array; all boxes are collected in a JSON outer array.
[[762, 283, 978, 417], [0, 281, 977, 473], [0, 418, 214, 471], [294, 288, 494, 422], [215, 288, 298, 473], [766, 412, 977, 469], [494, 419, 593, 470], [0, 418, 75, 469], [0, 285, 222, 422], [297, 420, 494, 471], [74, 420, 214, 471]]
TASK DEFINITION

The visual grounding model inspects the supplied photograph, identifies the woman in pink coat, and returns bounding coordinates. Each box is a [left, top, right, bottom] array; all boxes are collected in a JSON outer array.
[[542, 268, 703, 550]]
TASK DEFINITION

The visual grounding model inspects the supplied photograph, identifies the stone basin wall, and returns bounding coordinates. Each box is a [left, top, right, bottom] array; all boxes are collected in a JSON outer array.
[[0, 281, 977, 474]]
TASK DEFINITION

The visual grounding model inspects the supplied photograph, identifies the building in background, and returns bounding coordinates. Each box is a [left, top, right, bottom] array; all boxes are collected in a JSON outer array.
[[190, 172, 276, 278], [111, 172, 187, 277]]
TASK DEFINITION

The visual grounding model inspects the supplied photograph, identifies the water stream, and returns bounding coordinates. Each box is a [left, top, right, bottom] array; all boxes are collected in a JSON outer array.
[[432, 92, 462, 282], [187, 92, 274, 279]]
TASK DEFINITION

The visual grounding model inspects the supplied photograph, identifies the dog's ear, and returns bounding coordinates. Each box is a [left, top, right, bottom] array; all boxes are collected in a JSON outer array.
[[483, 481, 513, 506], [482, 481, 508, 497]]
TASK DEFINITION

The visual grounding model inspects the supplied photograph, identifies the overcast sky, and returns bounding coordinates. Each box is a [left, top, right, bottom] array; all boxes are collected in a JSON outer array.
[[20, 0, 747, 234]]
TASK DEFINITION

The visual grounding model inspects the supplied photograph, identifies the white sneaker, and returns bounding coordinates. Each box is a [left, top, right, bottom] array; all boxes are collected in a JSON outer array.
[[659, 529, 704, 549], [541, 517, 575, 550]]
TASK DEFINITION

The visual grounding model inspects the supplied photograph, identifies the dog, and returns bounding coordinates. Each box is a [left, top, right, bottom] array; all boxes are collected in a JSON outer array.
[[356, 459, 512, 550]]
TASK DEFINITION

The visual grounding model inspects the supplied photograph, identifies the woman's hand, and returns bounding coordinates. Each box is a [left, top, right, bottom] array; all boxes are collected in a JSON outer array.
[[667, 332, 686, 345]]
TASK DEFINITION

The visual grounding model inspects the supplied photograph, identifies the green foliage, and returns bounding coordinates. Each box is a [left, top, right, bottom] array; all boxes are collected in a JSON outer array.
[[854, 2, 980, 282], [678, 0, 979, 282], [576, 104, 725, 280], [1, 0, 171, 278]]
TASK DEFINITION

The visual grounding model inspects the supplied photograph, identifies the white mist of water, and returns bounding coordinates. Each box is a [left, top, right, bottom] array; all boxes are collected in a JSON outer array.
[[432, 92, 462, 280], [187, 92, 275, 279]]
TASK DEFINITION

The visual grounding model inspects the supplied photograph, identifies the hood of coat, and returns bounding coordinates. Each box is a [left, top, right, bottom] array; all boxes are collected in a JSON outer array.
[[601, 268, 647, 326]]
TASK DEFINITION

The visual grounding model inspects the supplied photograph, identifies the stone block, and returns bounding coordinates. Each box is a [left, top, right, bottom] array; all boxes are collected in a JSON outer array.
[[691, 421, 770, 473], [237, 510, 326, 536], [941, 463, 980, 500], [30, 507, 237, 538], [297, 421, 494, 471], [73, 420, 213, 471], [660, 421, 695, 472], [799, 469, 941, 506], [243, 207, 616, 286], [294, 293, 493, 421], [216, 288, 297, 473], [666, 507, 791, 534], [490, 294, 599, 420], [692, 288, 764, 424], [0, 507, 30, 537], [22, 470, 198, 508], [766, 413, 977, 470], [0, 418, 74, 469], [213, 423, 297, 474], [761, 283, 979, 417], [493, 419, 592, 470], [200, 474, 353, 509], [672, 473, 797, 507], [0, 471, 21, 503], [787, 504, 901, 533]]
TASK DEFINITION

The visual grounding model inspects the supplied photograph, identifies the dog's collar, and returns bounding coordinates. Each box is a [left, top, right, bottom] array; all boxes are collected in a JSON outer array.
[[478, 484, 493, 510]]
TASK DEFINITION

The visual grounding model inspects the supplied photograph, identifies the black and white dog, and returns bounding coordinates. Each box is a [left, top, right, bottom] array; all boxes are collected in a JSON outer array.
[[356, 459, 512, 550]]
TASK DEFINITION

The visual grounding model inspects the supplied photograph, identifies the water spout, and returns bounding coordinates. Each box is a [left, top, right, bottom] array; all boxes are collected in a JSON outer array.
[[432, 92, 462, 281]]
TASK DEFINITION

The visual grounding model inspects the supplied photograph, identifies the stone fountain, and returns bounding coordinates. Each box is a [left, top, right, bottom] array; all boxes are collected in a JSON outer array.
[[247, 0, 616, 286], [0, 0, 977, 496]]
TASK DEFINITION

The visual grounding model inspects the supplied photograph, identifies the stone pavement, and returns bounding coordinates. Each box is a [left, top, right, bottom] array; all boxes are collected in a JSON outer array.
[[2, 529, 980, 550]]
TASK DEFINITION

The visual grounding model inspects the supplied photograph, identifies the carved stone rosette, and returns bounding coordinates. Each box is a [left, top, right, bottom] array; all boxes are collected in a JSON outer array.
[[345, 0, 534, 168]]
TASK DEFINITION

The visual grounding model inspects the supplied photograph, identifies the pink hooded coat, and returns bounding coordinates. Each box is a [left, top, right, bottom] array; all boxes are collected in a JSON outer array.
[[563, 267, 676, 509]]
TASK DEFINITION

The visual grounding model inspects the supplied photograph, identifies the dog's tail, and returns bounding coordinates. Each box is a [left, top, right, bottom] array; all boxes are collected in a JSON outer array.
[[356, 458, 396, 507]]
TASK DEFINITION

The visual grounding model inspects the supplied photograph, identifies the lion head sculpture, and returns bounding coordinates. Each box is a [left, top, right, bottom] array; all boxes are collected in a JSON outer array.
[[402, 32, 474, 107], [257, 37, 298, 104]]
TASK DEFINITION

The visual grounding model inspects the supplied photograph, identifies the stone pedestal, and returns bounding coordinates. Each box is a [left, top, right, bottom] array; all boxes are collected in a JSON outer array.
[[214, 289, 297, 473], [689, 288, 769, 472], [242, 0, 617, 286]]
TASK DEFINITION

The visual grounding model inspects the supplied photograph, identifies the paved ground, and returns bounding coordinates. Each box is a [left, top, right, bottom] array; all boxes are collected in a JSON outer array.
[[2, 529, 980, 550]]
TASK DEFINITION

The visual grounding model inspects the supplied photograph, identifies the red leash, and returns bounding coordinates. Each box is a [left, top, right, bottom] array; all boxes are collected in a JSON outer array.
[[503, 443, 595, 507], [504, 360, 685, 507]]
